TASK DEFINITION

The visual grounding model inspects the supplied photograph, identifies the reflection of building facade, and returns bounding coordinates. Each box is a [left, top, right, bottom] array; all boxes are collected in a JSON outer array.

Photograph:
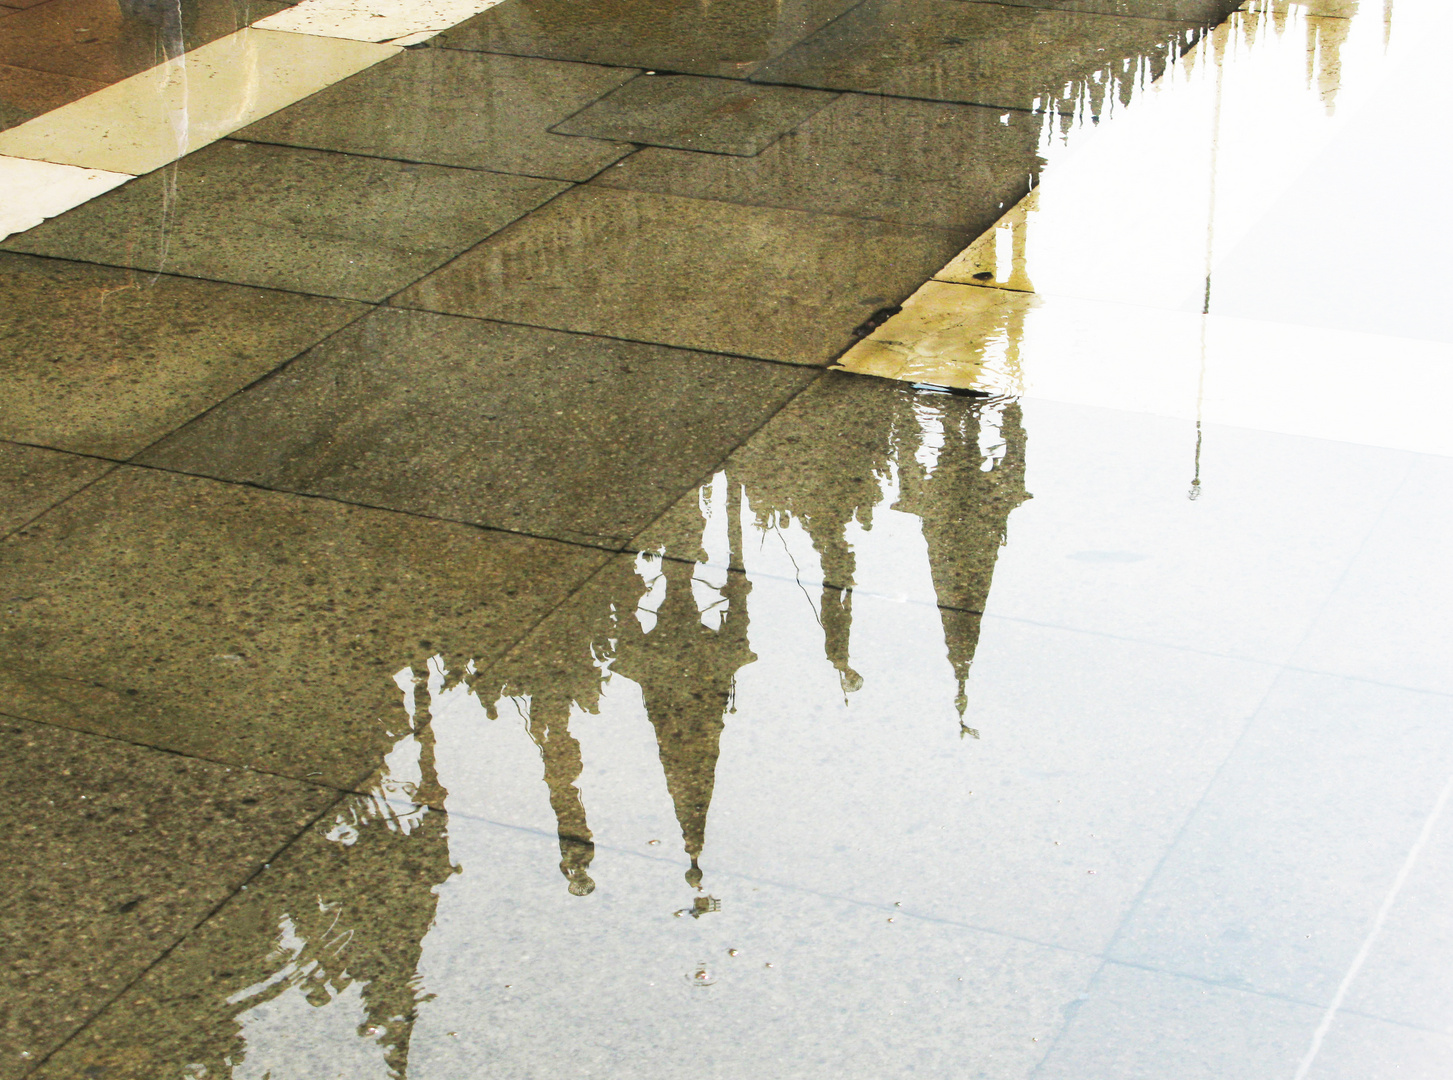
[[482, 382, 1029, 899]]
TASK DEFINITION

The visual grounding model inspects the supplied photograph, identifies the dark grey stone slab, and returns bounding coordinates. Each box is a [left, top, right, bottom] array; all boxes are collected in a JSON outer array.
[[552, 73, 836, 156], [0, 442, 109, 535], [753, 0, 1199, 113], [2, 141, 568, 301], [0, 466, 609, 783], [596, 92, 1043, 231], [392, 185, 967, 365], [0, 253, 366, 458], [138, 307, 817, 547], [0, 715, 335, 1079], [0, 0, 287, 83], [235, 48, 637, 181], [431, 0, 861, 78], [0, 62, 102, 132]]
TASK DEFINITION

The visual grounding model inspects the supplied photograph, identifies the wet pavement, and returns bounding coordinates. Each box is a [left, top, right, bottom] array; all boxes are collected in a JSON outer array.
[[2, 0, 1451, 1077]]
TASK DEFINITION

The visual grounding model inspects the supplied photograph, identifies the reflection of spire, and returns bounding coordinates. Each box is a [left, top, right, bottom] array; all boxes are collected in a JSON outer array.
[[893, 393, 1030, 735], [614, 485, 755, 892], [526, 689, 596, 895]]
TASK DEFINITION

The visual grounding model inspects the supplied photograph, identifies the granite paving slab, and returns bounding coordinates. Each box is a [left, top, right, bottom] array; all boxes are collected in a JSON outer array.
[[3, 140, 568, 301], [0, 714, 336, 1080], [0, 467, 609, 784], [235, 48, 637, 181], [0, 63, 102, 132], [0, 253, 366, 458], [552, 73, 836, 156], [392, 185, 967, 365], [0, 0, 287, 84], [597, 91, 1044, 231], [138, 307, 817, 547], [753, 0, 1198, 113], [431, 0, 862, 78], [0, 442, 110, 536]]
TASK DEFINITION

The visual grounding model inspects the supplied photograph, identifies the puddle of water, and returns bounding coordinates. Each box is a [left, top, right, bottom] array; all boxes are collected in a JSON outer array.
[[64, 373, 1453, 1078], [839, 0, 1453, 457]]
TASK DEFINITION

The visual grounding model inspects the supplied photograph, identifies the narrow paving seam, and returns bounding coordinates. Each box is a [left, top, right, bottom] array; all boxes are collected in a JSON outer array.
[[21, 791, 352, 1080]]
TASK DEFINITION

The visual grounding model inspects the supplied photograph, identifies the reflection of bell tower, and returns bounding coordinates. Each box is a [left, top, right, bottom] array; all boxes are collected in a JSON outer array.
[[526, 688, 596, 895], [893, 394, 1030, 735], [614, 483, 756, 893]]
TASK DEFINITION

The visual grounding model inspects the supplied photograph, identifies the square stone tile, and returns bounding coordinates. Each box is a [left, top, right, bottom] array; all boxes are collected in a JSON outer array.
[[597, 91, 1043, 231], [0, 63, 102, 132], [235, 48, 636, 181], [1035, 963, 1319, 1080], [392, 185, 967, 365], [1292, 455, 1453, 696], [753, 0, 1199, 113], [0, 467, 609, 784], [0, 0, 288, 84], [137, 307, 817, 547], [552, 74, 836, 156], [0, 714, 336, 1080], [32, 798, 1099, 1080], [0, 253, 366, 458], [3, 140, 567, 301], [1110, 670, 1453, 1004], [0, 442, 109, 536], [432, 0, 861, 78]]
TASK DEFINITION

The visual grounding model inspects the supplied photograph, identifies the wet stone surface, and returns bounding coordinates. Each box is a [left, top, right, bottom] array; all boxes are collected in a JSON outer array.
[[0, 714, 336, 1080], [0, 0, 286, 86], [0, 253, 366, 459], [392, 185, 968, 365], [753, 0, 1199, 113], [596, 91, 1045, 232], [551, 73, 837, 156], [0, 467, 609, 784], [0, 442, 109, 536], [234, 49, 637, 180], [2, 141, 567, 301], [432, 0, 862, 78], [136, 307, 817, 547]]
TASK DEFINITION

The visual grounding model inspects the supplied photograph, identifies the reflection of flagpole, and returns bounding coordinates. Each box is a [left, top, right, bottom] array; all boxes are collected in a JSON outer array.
[[1191, 24, 1227, 501]]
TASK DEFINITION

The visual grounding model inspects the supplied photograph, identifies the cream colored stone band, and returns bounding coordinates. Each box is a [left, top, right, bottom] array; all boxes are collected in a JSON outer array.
[[0, 0, 508, 241]]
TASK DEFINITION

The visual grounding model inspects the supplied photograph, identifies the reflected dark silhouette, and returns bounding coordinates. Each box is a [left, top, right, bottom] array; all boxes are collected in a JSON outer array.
[[478, 382, 1029, 899], [614, 483, 755, 891]]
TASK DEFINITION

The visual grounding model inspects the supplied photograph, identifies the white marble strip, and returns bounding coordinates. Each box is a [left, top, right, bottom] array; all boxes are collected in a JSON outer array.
[[254, 0, 508, 44], [0, 29, 399, 176], [0, 156, 133, 242]]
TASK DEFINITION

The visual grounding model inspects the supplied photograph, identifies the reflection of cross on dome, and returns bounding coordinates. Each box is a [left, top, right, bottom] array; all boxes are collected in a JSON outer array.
[[614, 481, 755, 894]]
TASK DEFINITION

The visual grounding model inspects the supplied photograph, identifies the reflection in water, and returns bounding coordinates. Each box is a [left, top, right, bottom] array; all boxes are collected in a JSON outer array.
[[154, 386, 1027, 1078]]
